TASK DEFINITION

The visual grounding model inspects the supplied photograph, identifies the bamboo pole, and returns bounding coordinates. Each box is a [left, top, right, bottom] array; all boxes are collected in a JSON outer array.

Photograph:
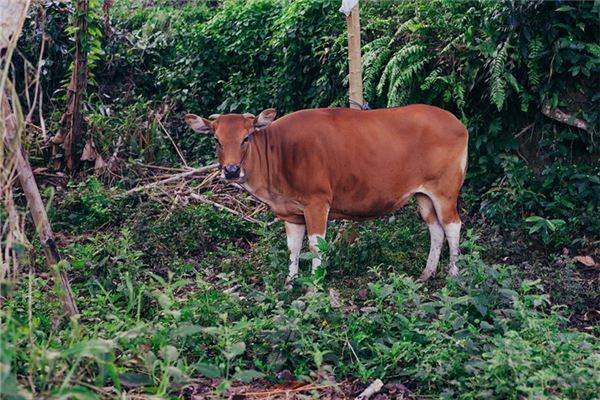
[[345, 3, 363, 109], [1, 0, 78, 317], [2, 94, 79, 316]]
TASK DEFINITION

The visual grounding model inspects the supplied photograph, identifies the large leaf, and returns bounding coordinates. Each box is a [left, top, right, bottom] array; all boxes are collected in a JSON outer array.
[[225, 342, 246, 360], [173, 324, 203, 337], [232, 369, 265, 383], [118, 373, 153, 388], [195, 362, 222, 379]]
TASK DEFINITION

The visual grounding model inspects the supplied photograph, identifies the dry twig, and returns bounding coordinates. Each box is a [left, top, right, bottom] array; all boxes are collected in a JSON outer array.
[[156, 114, 188, 167], [117, 164, 218, 197], [116, 162, 268, 225], [190, 193, 262, 225]]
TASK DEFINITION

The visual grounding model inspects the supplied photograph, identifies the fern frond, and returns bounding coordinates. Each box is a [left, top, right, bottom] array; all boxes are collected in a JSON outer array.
[[392, 17, 418, 38], [362, 37, 392, 101], [490, 40, 510, 110], [376, 44, 425, 96], [362, 37, 390, 66], [586, 43, 600, 58], [527, 37, 543, 88], [376, 51, 403, 97], [421, 67, 443, 91], [453, 79, 466, 111]]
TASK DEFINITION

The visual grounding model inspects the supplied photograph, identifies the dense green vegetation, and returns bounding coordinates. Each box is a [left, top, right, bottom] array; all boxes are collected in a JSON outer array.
[[2, 0, 599, 398]]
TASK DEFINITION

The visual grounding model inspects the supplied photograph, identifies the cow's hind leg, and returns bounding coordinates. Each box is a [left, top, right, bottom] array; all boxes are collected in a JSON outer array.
[[285, 222, 305, 287], [429, 192, 462, 277], [415, 194, 445, 281], [303, 202, 330, 274]]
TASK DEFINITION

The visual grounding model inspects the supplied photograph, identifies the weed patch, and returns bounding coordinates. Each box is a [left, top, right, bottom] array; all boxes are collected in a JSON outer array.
[[2, 212, 599, 398]]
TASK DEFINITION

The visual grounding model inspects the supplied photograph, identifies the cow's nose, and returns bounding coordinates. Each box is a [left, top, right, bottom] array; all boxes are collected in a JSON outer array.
[[223, 164, 241, 179]]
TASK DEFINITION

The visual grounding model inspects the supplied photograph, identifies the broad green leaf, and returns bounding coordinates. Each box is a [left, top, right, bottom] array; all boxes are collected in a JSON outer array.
[[195, 362, 222, 379], [159, 345, 179, 362], [225, 342, 246, 360], [556, 5, 575, 11], [173, 324, 203, 337], [201, 327, 221, 335], [232, 369, 265, 382], [118, 372, 153, 388]]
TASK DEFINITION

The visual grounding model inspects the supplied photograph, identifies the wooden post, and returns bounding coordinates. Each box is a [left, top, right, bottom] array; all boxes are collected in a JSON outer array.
[[345, 3, 363, 109], [342, 1, 364, 243]]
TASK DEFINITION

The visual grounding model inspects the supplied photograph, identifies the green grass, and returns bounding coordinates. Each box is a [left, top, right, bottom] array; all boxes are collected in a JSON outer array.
[[1, 193, 599, 399]]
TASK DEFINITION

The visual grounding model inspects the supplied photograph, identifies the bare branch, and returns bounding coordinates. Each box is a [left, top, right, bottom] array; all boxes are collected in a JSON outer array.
[[117, 164, 219, 197], [156, 114, 188, 167], [541, 103, 591, 133]]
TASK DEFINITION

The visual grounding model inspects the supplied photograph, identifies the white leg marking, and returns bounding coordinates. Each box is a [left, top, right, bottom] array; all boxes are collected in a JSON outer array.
[[444, 222, 462, 277], [308, 233, 325, 274], [460, 145, 468, 175], [285, 222, 305, 285], [420, 222, 445, 281]]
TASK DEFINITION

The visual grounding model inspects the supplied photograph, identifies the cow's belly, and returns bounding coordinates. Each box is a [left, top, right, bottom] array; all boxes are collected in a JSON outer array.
[[330, 190, 413, 220], [242, 173, 417, 223], [327, 166, 418, 218]]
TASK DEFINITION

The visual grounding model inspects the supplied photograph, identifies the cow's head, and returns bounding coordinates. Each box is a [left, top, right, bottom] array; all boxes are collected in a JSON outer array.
[[184, 108, 277, 181]]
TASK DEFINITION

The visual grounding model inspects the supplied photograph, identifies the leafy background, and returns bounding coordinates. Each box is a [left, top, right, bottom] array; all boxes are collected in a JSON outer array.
[[2, 0, 599, 398]]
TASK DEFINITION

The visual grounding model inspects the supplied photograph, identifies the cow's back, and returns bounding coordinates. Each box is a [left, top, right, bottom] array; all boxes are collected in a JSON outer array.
[[268, 105, 468, 220]]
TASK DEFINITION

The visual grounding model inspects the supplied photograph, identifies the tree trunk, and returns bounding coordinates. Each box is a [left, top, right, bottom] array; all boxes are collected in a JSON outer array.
[[59, 0, 89, 171], [2, 93, 79, 317]]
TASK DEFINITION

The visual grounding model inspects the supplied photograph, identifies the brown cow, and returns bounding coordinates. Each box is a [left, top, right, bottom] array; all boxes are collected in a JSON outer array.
[[185, 105, 468, 284]]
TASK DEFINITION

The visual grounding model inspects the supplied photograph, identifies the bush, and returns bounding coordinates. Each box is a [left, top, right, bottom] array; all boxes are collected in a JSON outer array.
[[128, 202, 255, 271], [481, 156, 600, 247], [50, 177, 120, 231]]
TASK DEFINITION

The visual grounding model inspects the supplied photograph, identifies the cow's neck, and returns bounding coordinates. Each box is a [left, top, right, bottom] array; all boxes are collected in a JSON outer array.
[[241, 127, 278, 203]]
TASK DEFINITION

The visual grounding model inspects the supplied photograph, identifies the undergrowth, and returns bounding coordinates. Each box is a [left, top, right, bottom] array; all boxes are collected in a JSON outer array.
[[2, 197, 599, 399]]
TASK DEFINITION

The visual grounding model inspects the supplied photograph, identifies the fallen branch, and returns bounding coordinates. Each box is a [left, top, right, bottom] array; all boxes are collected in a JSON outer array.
[[242, 381, 343, 398], [133, 162, 189, 172], [115, 162, 270, 226], [117, 164, 218, 197], [190, 193, 262, 225], [541, 103, 591, 133]]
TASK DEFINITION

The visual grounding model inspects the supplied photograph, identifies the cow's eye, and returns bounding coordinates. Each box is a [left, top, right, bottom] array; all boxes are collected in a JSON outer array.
[[241, 136, 250, 145]]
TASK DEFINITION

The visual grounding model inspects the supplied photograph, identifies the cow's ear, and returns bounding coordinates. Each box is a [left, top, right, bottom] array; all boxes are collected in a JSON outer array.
[[255, 108, 277, 129], [184, 114, 213, 134]]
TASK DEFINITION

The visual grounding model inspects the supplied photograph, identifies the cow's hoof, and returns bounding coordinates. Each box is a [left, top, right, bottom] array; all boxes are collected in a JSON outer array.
[[448, 266, 459, 278], [305, 286, 317, 296], [419, 271, 435, 282], [285, 277, 296, 290]]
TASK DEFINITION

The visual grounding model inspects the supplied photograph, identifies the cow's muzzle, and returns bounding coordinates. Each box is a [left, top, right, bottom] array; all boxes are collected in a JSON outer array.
[[223, 164, 241, 180]]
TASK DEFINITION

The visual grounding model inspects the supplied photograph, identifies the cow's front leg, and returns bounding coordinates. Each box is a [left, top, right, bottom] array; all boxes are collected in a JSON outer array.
[[285, 222, 305, 287], [304, 202, 330, 274]]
